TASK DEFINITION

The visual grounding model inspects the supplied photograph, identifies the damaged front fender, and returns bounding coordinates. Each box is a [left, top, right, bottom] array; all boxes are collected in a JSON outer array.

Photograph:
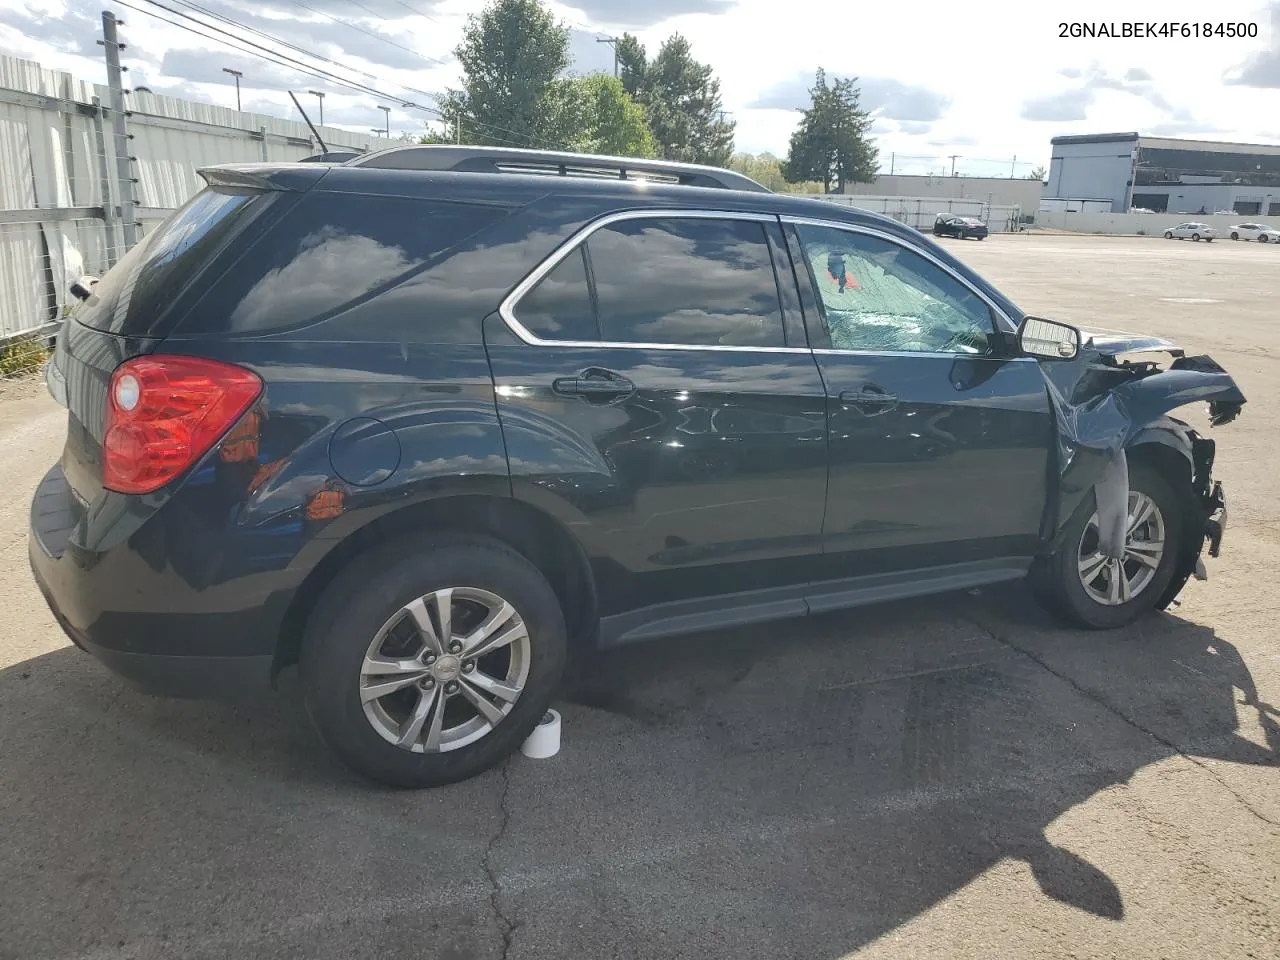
[[1036, 328, 1245, 606]]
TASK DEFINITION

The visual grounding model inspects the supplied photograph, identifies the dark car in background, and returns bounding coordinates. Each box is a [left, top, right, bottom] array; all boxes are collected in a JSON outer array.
[[934, 213, 989, 239], [30, 146, 1242, 788]]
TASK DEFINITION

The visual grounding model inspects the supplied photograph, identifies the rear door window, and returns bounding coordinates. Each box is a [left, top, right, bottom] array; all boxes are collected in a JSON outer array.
[[584, 217, 786, 348], [178, 193, 509, 335], [512, 247, 598, 342]]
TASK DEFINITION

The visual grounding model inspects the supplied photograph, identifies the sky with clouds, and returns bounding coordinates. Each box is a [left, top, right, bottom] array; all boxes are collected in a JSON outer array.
[[1, 0, 1278, 176]]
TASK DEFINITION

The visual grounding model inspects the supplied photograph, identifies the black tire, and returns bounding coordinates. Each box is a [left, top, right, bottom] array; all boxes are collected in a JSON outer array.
[[1164, 231, 1173, 239], [1260, 235, 1269, 243], [300, 534, 568, 788], [1231, 232, 1239, 240], [1036, 464, 1185, 630], [1192, 233, 1200, 241]]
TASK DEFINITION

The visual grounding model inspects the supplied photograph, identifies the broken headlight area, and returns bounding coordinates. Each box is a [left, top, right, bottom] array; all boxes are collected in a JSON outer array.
[[1037, 331, 1245, 598]]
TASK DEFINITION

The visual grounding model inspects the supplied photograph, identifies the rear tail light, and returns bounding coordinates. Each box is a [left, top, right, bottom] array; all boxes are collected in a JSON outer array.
[[103, 355, 263, 494]]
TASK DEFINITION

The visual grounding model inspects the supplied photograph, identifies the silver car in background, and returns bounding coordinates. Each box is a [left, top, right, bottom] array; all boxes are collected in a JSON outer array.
[[1228, 222, 1280, 242], [1164, 222, 1216, 241]]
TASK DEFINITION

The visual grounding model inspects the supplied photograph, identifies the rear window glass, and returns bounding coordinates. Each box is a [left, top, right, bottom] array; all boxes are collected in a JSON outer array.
[[513, 247, 597, 341], [76, 188, 263, 335], [179, 193, 509, 335]]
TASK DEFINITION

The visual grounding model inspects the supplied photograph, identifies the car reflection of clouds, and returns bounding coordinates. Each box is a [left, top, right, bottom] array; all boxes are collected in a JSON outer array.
[[230, 231, 421, 331], [626, 361, 818, 389]]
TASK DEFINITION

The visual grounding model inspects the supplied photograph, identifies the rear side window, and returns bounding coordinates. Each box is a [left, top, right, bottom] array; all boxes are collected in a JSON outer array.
[[515, 247, 597, 341], [587, 218, 785, 347], [76, 188, 263, 335], [178, 193, 508, 335]]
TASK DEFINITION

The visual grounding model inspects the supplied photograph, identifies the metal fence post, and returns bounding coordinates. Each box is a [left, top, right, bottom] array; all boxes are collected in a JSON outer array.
[[100, 11, 138, 251], [90, 95, 119, 266]]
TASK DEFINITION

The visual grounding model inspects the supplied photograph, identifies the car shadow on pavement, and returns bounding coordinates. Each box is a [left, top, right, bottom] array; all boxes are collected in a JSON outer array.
[[1, 584, 1276, 959]]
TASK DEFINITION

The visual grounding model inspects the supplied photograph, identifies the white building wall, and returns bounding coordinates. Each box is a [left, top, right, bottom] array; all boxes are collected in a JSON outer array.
[[1046, 139, 1136, 211], [842, 174, 1043, 209], [1036, 211, 1250, 235]]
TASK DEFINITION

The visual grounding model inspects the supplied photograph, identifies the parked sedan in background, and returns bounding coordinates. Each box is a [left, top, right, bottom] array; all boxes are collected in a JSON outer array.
[[1164, 222, 1216, 241], [1229, 222, 1280, 242], [933, 214, 988, 240]]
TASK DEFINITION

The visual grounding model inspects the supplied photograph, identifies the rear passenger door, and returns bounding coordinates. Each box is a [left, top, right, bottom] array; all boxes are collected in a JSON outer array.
[[484, 211, 829, 636]]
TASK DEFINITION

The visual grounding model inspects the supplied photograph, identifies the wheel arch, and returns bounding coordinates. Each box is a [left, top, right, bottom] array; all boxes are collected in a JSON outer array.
[[272, 493, 598, 678]]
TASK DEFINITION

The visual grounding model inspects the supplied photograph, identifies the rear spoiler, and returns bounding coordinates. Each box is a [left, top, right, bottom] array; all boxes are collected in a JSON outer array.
[[197, 164, 330, 193]]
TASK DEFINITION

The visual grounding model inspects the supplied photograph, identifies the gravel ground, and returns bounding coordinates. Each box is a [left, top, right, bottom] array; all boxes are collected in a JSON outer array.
[[0, 234, 1276, 960]]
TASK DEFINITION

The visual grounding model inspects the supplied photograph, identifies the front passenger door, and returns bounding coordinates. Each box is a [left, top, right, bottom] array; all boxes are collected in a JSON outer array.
[[784, 220, 1053, 587]]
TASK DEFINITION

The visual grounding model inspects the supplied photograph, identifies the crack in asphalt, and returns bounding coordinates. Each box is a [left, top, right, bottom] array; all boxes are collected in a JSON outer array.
[[968, 615, 1280, 830], [483, 760, 519, 960]]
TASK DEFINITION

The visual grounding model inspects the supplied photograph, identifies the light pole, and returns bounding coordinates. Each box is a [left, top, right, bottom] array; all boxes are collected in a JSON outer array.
[[308, 90, 325, 125], [377, 104, 390, 137], [222, 67, 242, 111]]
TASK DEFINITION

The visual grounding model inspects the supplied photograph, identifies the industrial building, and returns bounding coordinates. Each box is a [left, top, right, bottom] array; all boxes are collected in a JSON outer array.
[[1046, 133, 1280, 215]]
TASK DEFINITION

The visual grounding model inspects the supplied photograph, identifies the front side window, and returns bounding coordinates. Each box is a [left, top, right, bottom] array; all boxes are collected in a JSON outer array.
[[793, 224, 995, 354], [585, 217, 786, 347]]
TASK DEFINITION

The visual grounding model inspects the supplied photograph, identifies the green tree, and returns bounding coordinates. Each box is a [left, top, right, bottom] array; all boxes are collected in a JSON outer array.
[[782, 69, 878, 193], [1027, 164, 1047, 180], [553, 74, 657, 157], [728, 152, 822, 193], [614, 32, 734, 166], [615, 33, 648, 99], [440, 0, 570, 148]]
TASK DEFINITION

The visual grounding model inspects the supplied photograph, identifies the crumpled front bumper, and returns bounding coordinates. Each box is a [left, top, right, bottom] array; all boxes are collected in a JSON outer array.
[[1205, 480, 1227, 558]]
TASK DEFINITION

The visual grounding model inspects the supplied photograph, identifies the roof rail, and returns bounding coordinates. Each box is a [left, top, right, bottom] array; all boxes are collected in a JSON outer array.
[[343, 145, 771, 193]]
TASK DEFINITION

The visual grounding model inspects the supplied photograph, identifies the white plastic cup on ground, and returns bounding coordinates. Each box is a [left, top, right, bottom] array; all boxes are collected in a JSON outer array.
[[520, 708, 561, 759]]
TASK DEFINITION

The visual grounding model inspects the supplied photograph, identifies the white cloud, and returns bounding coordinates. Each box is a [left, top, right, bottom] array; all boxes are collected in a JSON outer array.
[[1, 0, 1277, 171]]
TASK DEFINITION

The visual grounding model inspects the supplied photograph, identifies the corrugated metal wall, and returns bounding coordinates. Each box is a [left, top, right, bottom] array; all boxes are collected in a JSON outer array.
[[0, 53, 397, 339]]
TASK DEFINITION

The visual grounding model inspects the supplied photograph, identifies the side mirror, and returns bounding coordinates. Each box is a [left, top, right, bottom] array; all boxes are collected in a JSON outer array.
[[1017, 316, 1081, 361]]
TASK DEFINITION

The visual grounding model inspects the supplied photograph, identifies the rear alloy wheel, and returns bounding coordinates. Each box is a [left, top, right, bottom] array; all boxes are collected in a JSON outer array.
[[1192, 233, 1201, 241], [1164, 231, 1174, 239], [359, 587, 531, 754], [1231, 232, 1240, 240], [1036, 464, 1184, 629], [301, 536, 567, 787]]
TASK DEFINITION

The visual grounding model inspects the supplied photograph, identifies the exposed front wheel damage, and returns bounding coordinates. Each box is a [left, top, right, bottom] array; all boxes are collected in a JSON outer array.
[[1035, 332, 1245, 620]]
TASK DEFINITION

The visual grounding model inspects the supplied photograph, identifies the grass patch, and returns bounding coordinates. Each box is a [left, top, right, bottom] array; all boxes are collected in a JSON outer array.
[[0, 337, 49, 378]]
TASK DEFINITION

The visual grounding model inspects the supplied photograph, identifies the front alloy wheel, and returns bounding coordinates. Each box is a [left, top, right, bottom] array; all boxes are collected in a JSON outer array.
[[360, 587, 530, 752], [1076, 492, 1165, 605], [1033, 463, 1184, 630]]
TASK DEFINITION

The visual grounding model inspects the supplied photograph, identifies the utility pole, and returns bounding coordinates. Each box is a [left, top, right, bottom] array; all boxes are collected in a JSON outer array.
[[99, 12, 138, 251], [1010, 154, 1016, 178], [597, 36, 619, 77], [890, 152, 895, 175], [949, 154, 959, 177], [376, 104, 391, 137], [222, 67, 242, 111], [308, 89, 325, 125]]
